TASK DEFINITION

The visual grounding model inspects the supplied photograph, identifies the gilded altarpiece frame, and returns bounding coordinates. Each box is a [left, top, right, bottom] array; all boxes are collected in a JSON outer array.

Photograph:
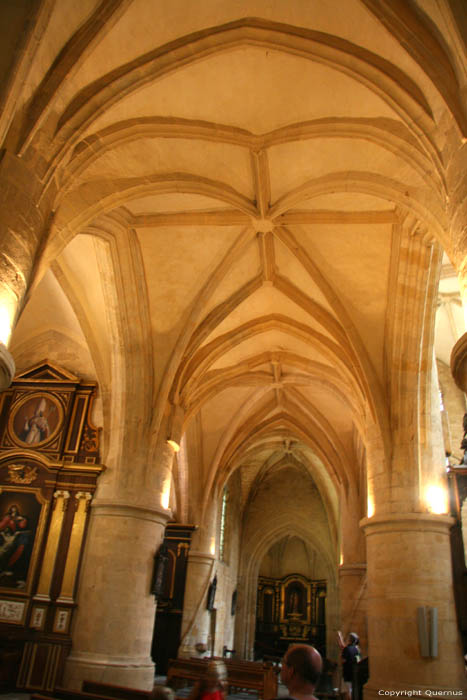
[[0, 362, 104, 692], [256, 574, 327, 657]]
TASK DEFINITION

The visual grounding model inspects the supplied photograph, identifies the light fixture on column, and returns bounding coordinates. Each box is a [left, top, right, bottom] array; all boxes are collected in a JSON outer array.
[[166, 438, 180, 452], [425, 484, 448, 514]]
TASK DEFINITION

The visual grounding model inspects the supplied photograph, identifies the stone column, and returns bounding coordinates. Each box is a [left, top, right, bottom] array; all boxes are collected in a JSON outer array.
[[0, 150, 50, 388], [64, 428, 177, 689], [178, 487, 219, 658], [64, 501, 171, 689], [338, 564, 367, 653], [361, 513, 466, 696], [178, 550, 216, 657], [0, 150, 50, 332]]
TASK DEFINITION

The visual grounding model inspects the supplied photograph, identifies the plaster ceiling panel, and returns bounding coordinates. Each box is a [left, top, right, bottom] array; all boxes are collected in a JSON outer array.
[[57, 0, 435, 114], [12, 269, 85, 346], [57, 235, 112, 346], [293, 384, 354, 434], [74, 138, 254, 200], [296, 193, 394, 211], [209, 329, 334, 371], [273, 233, 336, 314], [10, 269, 97, 382], [199, 385, 259, 467], [88, 47, 400, 136], [137, 225, 242, 371], [48, 234, 114, 387], [268, 138, 427, 202], [302, 223, 391, 378], [201, 285, 336, 350], [200, 235, 262, 318], [20, 0, 99, 104], [126, 193, 234, 215]]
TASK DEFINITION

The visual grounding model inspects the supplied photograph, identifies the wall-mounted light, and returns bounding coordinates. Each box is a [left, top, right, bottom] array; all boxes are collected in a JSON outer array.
[[425, 484, 447, 514], [167, 438, 180, 453], [0, 304, 12, 346]]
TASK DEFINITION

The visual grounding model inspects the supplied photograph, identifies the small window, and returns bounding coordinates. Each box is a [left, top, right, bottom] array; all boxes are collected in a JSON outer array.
[[219, 487, 228, 561]]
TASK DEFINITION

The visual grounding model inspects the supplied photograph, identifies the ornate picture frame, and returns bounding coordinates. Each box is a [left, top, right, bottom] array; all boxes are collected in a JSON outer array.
[[9, 393, 64, 448], [0, 487, 48, 595]]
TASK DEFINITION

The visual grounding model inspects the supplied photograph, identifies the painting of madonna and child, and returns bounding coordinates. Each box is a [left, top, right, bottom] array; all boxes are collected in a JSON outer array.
[[0, 491, 43, 591]]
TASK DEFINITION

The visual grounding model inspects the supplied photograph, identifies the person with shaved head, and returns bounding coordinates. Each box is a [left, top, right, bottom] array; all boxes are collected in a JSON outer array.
[[279, 644, 323, 700]]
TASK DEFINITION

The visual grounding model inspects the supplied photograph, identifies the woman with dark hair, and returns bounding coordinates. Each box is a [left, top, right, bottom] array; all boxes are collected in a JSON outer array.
[[337, 631, 360, 700]]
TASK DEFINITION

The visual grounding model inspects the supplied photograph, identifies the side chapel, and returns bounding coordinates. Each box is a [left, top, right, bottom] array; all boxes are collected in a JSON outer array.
[[0, 0, 466, 696]]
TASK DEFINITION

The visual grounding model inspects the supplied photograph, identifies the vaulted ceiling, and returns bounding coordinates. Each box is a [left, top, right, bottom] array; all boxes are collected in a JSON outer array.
[[7, 0, 466, 526]]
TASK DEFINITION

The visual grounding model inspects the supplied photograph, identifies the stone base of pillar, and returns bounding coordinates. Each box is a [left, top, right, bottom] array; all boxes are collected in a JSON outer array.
[[64, 651, 155, 690]]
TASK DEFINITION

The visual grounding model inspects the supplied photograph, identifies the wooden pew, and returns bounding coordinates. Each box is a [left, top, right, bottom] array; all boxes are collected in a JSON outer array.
[[166, 657, 277, 700]]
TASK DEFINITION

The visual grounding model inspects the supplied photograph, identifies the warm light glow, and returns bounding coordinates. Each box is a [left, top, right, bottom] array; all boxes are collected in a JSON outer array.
[[426, 484, 448, 514], [210, 537, 216, 556], [0, 304, 12, 346], [367, 495, 375, 518], [161, 476, 171, 510], [167, 438, 180, 453], [339, 552, 344, 566]]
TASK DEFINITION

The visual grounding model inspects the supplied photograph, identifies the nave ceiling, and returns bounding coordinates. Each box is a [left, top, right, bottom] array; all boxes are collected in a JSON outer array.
[[6, 0, 466, 529]]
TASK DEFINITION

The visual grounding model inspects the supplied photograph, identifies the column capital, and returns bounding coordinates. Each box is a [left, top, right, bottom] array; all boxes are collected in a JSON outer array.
[[360, 512, 454, 536], [187, 550, 216, 565]]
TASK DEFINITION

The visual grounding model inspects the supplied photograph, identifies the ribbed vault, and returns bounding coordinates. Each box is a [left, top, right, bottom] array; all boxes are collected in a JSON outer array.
[[7, 0, 465, 571]]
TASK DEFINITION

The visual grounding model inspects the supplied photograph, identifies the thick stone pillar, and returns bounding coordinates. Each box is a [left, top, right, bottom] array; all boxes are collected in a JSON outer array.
[[64, 501, 171, 689], [0, 150, 50, 334], [178, 489, 218, 658], [178, 550, 216, 657], [361, 513, 466, 695], [338, 564, 367, 654]]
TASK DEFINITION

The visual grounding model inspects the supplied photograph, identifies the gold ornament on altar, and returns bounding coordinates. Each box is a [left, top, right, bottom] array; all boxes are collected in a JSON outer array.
[[7, 464, 38, 484]]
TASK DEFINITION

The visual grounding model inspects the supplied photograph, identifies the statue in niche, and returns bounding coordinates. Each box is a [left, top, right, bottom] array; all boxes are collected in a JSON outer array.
[[286, 584, 304, 617]]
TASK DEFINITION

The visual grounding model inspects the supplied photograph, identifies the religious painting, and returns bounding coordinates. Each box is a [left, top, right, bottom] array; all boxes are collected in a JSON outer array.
[[0, 489, 46, 593], [10, 393, 63, 448]]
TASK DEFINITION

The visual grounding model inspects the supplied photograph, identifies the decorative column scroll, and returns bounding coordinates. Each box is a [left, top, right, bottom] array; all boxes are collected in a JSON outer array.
[[57, 491, 92, 604], [34, 490, 70, 601]]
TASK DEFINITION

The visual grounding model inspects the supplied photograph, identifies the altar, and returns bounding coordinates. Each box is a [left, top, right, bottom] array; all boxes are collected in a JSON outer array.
[[255, 573, 326, 658]]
